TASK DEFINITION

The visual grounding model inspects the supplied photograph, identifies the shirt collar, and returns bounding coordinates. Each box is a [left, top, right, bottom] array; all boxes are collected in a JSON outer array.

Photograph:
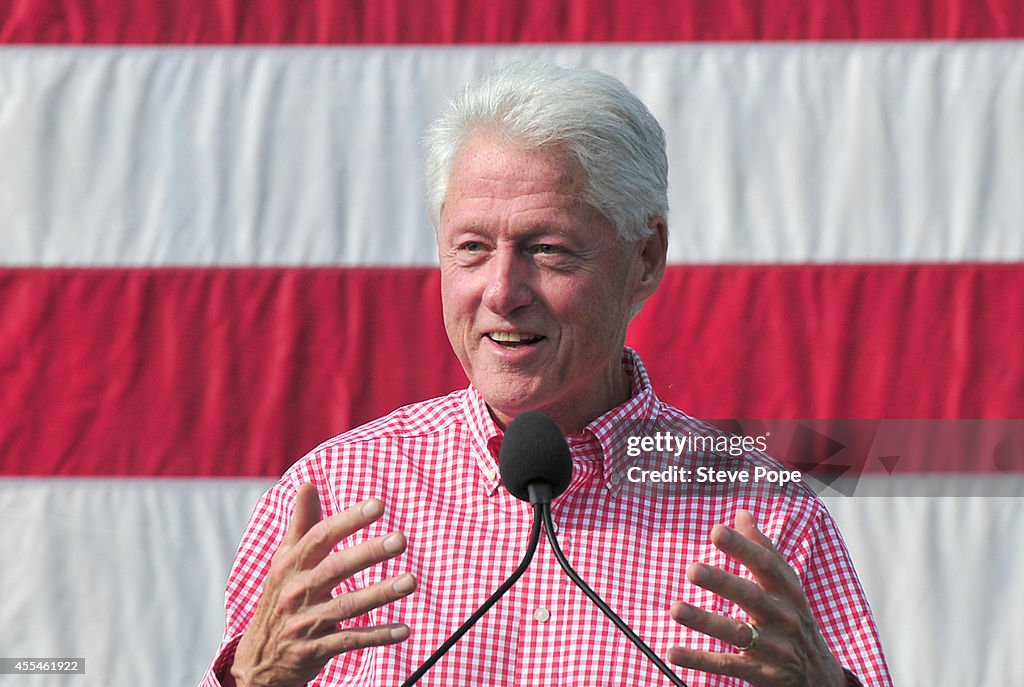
[[460, 348, 663, 495], [461, 383, 506, 494], [582, 348, 662, 490]]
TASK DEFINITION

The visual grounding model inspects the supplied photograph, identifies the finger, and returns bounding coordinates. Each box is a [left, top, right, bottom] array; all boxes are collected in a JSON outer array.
[[333, 573, 418, 622], [283, 483, 324, 548], [305, 530, 408, 599], [294, 497, 386, 570], [670, 601, 761, 652], [686, 562, 779, 622], [311, 623, 412, 661], [302, 573, 418, 638], [710, 523, 803, 600], [666, 645, 754, 682]]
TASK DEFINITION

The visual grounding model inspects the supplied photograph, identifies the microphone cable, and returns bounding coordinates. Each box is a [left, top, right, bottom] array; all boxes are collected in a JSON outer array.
[[399, 504, 543, 687], [541, 504, 688, 687]]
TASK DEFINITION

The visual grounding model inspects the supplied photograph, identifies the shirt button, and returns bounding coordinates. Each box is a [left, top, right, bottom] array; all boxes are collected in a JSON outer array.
[[550, 519, 559, 534], [533, 607, 551, 623], [610, 473, 622, 486]]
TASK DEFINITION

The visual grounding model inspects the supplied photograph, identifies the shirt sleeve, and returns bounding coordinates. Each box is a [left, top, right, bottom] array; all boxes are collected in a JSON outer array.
[[196, 464, 313, 686], [793, 504, 893, 687], [196, 635, 241, 686]]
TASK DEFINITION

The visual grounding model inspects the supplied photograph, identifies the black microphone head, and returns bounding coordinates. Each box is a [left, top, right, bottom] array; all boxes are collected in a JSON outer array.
[[499, 410, 573, 502]]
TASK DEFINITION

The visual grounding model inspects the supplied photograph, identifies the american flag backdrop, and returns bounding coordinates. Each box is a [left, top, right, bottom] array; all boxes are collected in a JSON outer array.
[[1, 1, 1022, 685]]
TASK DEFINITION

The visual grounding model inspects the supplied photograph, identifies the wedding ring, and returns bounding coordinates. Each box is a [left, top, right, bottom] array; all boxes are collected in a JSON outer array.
[[736, 620, 760, 651]]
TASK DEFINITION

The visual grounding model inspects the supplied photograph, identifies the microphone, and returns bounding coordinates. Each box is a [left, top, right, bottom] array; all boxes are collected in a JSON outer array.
[[501, 411, 688, 687], [400, 411, 566, 686], [499, 410, 573, 505]]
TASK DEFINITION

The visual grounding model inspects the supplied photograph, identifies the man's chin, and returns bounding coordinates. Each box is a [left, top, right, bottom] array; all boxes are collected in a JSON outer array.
[[477, 385, 552, 427]]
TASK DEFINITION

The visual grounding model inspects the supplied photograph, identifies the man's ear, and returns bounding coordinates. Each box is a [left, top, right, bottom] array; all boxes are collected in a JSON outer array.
[[633, 216, 668, 302]]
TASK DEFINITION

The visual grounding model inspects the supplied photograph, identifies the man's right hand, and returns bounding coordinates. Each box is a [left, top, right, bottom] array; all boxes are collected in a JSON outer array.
[[230, 483, 416, 687]]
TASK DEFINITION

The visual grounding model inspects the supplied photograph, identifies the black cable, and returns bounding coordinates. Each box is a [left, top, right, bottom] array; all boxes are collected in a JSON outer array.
[[541, 505, 688, 687], [400, 503, 544, 687]]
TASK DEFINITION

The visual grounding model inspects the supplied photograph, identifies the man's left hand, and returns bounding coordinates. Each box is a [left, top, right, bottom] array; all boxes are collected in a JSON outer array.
[[667, 510, 846, 687]]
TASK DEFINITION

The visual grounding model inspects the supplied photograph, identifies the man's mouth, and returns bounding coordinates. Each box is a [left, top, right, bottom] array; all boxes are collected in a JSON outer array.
[[486, 332, 545, 349]]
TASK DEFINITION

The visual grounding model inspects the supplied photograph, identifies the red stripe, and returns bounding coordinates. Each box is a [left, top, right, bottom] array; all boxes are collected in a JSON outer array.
[[2, 0, 1022, 44], [0, 268, 464, 477], [629, 264, 1024, 422], [2, 265, 1020, 477]]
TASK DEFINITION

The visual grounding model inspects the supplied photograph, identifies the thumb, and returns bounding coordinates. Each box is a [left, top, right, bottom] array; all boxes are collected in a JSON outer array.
[[736, 509, 778, 553], [283, 482, 323, 546]]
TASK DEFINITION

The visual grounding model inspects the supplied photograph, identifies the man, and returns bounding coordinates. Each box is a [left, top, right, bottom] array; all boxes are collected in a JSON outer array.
[[201, 62, 890, 686]]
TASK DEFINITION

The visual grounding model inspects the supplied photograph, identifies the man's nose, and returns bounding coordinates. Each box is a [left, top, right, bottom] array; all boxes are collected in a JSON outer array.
[[481, 247, 534, 316]]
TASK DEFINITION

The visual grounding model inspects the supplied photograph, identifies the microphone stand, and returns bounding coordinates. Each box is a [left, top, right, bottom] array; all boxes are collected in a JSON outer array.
[[401, 479, 687, 687], [541, 504, 688, 687], [400, 503, 543, 687]]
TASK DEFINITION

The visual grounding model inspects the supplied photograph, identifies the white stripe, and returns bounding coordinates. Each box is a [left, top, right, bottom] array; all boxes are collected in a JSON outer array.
[[1, 43, 1022, 266], [1, 477, 1022, 685], [824, 488, 1024, 684], [0, 478, 275, 686]]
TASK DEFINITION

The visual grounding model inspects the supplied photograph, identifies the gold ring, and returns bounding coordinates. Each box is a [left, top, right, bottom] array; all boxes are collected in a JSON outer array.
[[736, 620, 760, 651]]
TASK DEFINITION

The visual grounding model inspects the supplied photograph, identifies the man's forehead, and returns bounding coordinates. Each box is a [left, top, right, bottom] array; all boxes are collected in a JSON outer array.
[[437, 132, 620, 239], [448, 133, 584, 194]]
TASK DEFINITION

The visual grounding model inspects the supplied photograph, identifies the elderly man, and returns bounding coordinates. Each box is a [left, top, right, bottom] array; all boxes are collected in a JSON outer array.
[[201, 62, 890, 687]]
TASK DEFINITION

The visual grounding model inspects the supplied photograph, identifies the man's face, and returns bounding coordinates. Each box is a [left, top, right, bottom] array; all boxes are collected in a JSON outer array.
[[438, 132, 665, 433]]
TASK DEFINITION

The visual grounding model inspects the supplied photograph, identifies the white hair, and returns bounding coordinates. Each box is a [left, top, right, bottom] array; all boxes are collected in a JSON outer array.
[[424, 61, 668, 242]]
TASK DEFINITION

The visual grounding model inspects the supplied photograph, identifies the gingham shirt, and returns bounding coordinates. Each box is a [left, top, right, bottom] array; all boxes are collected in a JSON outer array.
[[201, 350, 891, 686]]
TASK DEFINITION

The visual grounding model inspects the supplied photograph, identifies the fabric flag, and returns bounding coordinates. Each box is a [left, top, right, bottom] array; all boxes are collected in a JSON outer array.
[[1, 1, 1022, 684]]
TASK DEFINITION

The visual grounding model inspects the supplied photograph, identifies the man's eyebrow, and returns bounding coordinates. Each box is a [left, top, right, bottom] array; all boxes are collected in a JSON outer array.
[[520, 224, 574, 236]]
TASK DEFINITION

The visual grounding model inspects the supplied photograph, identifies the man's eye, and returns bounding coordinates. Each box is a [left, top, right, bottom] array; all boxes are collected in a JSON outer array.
[[461, 242, 485, 252], [531, 244, 561, 255]]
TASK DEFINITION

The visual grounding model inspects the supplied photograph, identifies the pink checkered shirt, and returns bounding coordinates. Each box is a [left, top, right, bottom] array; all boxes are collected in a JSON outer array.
[[200, 350, 891, 686]]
